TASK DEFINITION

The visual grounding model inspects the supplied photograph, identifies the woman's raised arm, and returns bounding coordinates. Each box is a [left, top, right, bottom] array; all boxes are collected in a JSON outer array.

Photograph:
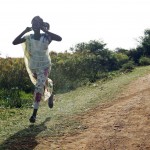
[[12, 27, 32, 45]]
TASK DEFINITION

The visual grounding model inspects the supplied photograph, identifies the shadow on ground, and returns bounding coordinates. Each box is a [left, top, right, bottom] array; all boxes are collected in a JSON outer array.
[[0, 117, 51, 150]]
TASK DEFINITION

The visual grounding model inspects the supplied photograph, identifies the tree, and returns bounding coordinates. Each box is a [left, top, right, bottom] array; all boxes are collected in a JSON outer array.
[[137, 29, 150, 56], [71, 40, 107, 55]]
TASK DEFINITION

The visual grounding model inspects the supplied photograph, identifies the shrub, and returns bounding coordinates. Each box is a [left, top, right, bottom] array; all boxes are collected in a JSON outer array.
[[120, 61, 135, 73], [139, 56, 150, 66]]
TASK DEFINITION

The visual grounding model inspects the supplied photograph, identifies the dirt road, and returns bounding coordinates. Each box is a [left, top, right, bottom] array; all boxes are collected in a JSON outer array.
[[36, 74, 150, 150]]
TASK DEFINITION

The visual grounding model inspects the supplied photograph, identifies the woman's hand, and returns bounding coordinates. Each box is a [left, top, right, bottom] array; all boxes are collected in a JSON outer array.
[[40, 26, 47, 32], [24, 27, 32, 33]]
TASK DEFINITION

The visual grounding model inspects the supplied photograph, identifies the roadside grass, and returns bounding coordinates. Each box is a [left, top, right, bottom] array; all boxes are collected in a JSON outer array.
[[0, 90, 33, 108], [1, 66, 150, 149]]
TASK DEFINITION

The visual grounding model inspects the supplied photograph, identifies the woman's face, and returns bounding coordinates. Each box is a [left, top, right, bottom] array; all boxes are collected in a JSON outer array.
[[32, 21, 41, 32]]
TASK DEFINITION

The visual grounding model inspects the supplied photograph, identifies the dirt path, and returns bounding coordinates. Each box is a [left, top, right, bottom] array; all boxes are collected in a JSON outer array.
[[36, 74, 150, 150]]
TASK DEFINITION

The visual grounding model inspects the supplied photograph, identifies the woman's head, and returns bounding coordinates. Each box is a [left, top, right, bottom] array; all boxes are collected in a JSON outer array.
[[31, 16, 43, 31], [31, 16, 50, 31]]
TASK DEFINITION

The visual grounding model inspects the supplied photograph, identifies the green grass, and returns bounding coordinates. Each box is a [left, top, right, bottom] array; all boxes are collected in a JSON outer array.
[[1, 66, 150, 149], [0, 90, 33, 108]]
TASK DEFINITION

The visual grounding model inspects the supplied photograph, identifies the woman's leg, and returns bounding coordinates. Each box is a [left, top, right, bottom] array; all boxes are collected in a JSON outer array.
[[47, 78, 54, 108], [29, 68, 49, 123], [44, 78, 53, 99]]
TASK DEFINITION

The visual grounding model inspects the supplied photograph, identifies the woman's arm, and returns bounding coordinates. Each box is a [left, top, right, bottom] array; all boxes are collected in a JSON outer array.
[[41, 27, 62, 42], [12, 27, 32, 45]]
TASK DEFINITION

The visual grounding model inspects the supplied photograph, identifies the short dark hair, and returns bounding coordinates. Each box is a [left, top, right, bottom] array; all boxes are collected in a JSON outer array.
[[31, 16, 43, 25]]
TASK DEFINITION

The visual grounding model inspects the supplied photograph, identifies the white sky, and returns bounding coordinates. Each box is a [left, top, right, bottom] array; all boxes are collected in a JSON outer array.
[[0, 0, 149, 57]]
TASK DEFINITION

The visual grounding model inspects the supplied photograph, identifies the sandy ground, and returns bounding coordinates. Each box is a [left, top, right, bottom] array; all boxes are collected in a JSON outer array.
[[35, 74, 150, 150]]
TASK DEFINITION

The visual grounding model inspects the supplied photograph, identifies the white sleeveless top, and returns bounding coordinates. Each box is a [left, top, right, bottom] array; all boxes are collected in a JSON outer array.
[[24, 34, 51, 70]]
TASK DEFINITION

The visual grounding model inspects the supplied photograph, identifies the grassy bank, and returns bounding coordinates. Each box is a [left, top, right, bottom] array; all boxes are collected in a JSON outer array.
[[1, 66, 150, 149]]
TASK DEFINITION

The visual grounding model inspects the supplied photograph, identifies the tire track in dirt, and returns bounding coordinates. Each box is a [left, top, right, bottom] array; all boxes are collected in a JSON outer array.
[[36, 74, 150, 150]]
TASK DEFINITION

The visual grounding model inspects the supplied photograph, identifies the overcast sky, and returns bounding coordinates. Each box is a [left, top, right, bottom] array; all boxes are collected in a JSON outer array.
[[0, 0, 149, 57]]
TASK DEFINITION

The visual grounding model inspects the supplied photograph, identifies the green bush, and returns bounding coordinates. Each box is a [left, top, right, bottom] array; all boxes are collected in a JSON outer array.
[[120, 61, 135, 72], [0, 89, 33, 108], [139, 56, 150, 66]]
